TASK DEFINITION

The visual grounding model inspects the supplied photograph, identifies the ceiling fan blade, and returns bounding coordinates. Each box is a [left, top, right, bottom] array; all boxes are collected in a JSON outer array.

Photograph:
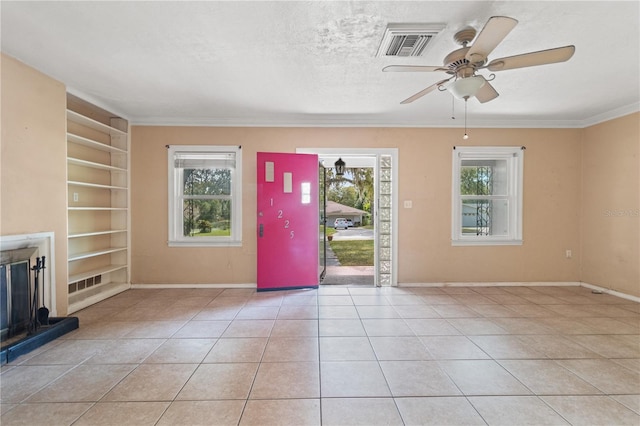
[[383, 65, 448, 72], [400, 78, 452, 104], [474, 78, 499, 103], [466, 16, 518, 64], [487, 45, 576, 71]]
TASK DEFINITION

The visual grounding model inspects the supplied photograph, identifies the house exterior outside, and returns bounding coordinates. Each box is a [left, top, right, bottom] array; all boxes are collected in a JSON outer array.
[[325, 201, 369, 227]]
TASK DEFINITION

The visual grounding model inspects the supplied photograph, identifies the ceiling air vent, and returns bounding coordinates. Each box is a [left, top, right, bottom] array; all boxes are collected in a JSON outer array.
[[376, 23, 445, 57]]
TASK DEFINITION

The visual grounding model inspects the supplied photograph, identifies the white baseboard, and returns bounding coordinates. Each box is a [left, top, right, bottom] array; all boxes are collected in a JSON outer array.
[[130, 283, 257, 289], [579, 282, 640, 303], [399, 281, 582, 288]]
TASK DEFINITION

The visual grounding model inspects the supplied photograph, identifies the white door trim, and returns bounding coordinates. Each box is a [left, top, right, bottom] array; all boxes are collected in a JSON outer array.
[[297, 147, 398, 286]]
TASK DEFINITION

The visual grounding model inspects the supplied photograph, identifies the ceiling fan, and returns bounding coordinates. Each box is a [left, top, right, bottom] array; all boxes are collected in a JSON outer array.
[[383, 16, 575, 104]]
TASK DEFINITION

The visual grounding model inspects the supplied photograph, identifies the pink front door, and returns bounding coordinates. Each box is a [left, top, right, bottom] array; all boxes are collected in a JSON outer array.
[[257, 152, 319, 291]]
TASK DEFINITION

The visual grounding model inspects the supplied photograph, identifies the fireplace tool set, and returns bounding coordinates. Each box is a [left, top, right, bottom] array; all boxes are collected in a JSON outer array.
[[28, 256, 49, 334], [1, 249, 78, 364]]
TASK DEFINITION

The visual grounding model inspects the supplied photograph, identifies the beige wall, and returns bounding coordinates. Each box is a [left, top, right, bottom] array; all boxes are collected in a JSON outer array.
[[1, 54, 69, 313], [2, 55, 637, 305], [131, 126, 583, 286], [581, 113, 640, 297], [398, 127, 582, 283]]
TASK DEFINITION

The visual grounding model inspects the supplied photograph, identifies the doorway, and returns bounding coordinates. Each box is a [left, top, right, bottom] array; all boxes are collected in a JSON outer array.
[[297, 148, 398, 287], [323, 164, 374, 286]]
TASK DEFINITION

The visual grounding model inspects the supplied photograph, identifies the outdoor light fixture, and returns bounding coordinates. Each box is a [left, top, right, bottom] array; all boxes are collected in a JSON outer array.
[[334, 157, 346, 176]]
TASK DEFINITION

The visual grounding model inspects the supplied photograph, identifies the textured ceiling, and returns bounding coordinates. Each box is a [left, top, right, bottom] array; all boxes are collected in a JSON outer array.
[[2, 1, 638, 127]]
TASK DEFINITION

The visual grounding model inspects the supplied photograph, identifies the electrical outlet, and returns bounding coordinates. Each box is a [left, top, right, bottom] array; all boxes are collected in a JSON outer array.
[[73, 192, 79, 202], [404, 200, 413, 209], [566, 249, 572, 259]]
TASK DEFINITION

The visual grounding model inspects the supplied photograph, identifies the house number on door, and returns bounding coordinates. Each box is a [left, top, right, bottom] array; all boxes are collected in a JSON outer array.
[[275, 209, 294, 237]]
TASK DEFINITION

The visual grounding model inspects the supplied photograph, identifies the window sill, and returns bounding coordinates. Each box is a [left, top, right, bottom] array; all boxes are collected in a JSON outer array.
[[452, 239, 523, 247], [168, 240, 242, 248]]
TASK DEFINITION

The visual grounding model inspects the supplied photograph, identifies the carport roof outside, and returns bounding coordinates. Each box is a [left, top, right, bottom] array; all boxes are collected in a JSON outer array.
[[325, 201, 368, 217]]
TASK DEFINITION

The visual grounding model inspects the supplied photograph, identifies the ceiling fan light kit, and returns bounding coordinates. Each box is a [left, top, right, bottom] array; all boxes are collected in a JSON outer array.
[[447, 76, 486, 99]]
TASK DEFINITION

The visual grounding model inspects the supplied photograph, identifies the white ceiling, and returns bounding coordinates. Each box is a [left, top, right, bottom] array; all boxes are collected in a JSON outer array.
[[2, 1, 638, 128]]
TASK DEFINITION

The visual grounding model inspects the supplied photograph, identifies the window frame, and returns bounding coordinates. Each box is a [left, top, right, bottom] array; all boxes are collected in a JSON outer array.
[[451, 146, 523, 246], [168, 145, 242, 247]]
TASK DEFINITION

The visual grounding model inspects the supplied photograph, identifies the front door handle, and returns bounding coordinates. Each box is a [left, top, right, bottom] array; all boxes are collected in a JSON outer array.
[[259, 224, 264, 237]]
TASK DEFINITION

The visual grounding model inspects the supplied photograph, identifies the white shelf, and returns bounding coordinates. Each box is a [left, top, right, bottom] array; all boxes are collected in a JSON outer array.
[[68, 207, 128, 211], [67, 95, 130, 314], [68, 264, 128, 284], [68, 157, 127, 172], [67, 132, 127, 154], [68, 180, 127, 190], [67, 110, 127, 137], [69, 230, 127, 239], [68, 247, 127, 262]]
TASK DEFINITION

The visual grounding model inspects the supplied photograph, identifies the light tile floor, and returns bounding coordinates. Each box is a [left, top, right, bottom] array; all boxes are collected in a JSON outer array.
[[1, 285, 639, 425]]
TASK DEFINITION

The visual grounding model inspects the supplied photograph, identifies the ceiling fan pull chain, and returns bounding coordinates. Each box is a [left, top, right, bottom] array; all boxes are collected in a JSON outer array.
[[463, 98, 469, 140], [451, 96, 456, 120]]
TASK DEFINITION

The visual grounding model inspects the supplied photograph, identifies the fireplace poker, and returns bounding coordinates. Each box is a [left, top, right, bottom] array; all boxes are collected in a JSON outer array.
[[29, 257, 41, 334], [37, 256, 49, 325]]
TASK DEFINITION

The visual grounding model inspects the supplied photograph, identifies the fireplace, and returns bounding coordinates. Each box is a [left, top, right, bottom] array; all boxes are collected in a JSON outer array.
[[1, 247, 39, 341], [1, 232, 78, 364]]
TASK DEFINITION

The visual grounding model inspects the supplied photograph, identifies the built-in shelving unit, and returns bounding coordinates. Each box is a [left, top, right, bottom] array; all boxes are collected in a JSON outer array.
[[66, 94, 130, 314]]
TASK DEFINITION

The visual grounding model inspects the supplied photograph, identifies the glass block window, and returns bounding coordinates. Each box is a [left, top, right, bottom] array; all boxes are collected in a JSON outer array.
[[377, 154, 393, 285]]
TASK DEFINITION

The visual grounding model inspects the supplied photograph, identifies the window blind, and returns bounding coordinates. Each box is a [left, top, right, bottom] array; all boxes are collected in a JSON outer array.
[[174, 152, 235, 169]]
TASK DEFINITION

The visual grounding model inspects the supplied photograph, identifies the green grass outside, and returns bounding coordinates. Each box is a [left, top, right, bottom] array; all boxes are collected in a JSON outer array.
[[328, 240, 374, 266], [193, 228, 231, 237], [324, 226, 337, 237]]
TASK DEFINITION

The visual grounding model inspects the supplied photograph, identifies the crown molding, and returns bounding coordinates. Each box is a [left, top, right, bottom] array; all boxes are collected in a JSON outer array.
[[131, 115, 589, 129], [128, 105, 639, 129], [579, 102, 640, 127]]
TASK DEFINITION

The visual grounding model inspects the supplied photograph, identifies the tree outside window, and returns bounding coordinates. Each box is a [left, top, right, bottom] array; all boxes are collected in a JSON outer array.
[[183, 168, 231, 237], [325, 167, 374, 224], [168, 146, 242, 246]]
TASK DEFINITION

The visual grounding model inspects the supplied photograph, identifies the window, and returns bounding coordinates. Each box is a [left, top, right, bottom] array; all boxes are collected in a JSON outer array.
[[168, 145, 242, 246], [452, 146, 523, 245]]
